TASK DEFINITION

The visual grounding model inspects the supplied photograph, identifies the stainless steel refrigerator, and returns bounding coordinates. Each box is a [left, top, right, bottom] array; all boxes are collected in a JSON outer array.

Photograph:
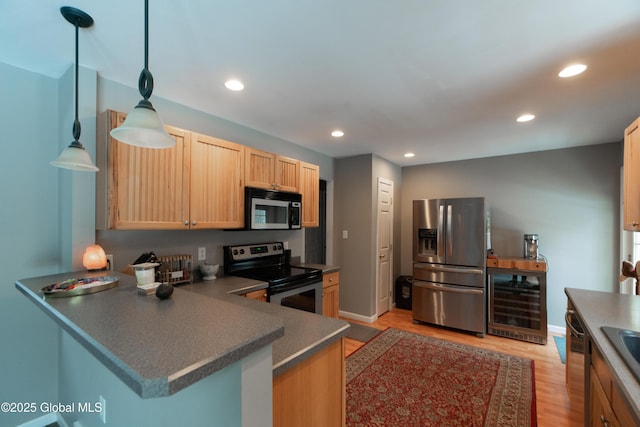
[[412, 198, 487, 336]]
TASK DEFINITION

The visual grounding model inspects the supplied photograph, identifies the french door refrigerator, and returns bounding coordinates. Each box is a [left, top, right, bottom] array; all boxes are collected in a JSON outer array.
[[412, 198, 487, 336]]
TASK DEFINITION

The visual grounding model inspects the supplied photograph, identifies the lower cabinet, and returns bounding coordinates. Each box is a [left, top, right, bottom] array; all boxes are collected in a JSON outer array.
[[273, 338, 345, 427], [323, 271, 340, 318], [244, 289, 267, 302], [589, 345, 636, 427]]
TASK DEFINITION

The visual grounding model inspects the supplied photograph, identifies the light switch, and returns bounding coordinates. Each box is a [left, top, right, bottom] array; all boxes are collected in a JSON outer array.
[[342, 230, 348, 239]]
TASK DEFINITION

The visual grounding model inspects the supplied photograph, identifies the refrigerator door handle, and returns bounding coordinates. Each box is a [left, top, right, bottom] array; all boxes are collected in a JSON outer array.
[[414, 263, 484, 275], [415, 281, 484, 295], [446, 204, 453, 257], [438, 203, 445, 257]]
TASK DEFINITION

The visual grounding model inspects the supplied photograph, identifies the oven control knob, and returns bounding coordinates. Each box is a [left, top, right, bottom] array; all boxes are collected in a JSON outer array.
[[232, 249, 238, 255], [239, 249, 245, 255]]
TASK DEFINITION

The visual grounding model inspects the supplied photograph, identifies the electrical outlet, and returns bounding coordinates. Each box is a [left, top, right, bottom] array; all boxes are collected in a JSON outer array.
[[99, 395, 106, 424], [198, 247, 206, 261], [106, 254, 114, 270]]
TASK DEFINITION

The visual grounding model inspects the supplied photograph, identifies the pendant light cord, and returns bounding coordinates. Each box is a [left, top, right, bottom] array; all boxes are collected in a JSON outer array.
[[137, 0, 154, 103], [71, 19, 82, 146]]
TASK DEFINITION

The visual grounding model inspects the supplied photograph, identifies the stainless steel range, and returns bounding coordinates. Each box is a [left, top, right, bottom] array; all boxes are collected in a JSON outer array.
[[223, 242, 323, 314]]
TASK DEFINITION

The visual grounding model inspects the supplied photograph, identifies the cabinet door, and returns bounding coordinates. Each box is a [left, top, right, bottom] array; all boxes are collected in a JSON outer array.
[[299, 161, 320, 227], [323, 285, 339, 318], [244, 289, 267, 302], [108, 111, 190, 230], [322, 272, 340, 318], [245, 147, 276, 189], [624, 117, 640, 231], [589, 366, 620, 427], [190, 133, 245, 228], [275, 156, 299, 192]]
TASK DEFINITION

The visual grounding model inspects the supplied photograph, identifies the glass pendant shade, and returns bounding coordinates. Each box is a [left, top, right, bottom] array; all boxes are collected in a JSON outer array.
[[110, 104, 175, 148], [51, 142, 99, 172], [110, 0, 175, 149]]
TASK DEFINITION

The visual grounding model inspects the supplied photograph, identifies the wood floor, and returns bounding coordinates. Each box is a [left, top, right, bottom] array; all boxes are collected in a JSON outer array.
[[343, 308, 583, 427]]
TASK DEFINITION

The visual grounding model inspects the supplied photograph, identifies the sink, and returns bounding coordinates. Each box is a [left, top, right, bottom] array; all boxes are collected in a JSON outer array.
[[602, 326, 640, 382]]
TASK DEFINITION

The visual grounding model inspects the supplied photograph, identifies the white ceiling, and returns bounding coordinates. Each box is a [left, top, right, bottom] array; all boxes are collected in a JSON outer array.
[[2, 1, 640, 166]]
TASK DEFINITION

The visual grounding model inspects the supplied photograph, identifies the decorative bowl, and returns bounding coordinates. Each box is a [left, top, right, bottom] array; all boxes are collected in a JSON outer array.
[[200, 263, 219, 281]]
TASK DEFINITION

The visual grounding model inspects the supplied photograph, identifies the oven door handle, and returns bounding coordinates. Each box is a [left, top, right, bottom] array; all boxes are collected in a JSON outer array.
[[565, 309, 585, 339]]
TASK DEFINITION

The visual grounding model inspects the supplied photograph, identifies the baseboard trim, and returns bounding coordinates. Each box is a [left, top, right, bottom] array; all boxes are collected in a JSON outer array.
[[339, 310, 566, 336], [548, 323, 565, 335], [338, 310, 378, 323]]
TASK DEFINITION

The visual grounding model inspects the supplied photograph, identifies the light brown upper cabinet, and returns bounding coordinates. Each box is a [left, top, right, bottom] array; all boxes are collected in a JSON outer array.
[[624, 116, 640, 231], [299, 161, 320, 227], [190, 133, 245, 229], [98, 110, 319, 230], [97, 110, 244, 230], [245, 147, 299, 192], [97, 110, 190, 230]]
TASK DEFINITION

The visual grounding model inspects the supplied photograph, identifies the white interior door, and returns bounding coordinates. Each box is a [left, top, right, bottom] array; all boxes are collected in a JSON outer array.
[[376, 178, 393, 316]]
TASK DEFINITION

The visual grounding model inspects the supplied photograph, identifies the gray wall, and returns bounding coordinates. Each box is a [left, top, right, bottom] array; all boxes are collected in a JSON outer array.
[[401, 142, 622, 328], [96, 77, 336, 270], [0, 62, 62, 425], [334, 154, 402, 318], [58, 332, 241, 427]]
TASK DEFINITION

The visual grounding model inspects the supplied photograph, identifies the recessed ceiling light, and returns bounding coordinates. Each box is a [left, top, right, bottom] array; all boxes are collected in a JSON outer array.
[[331, 130, 344, 138], [516, 114, 535, 123], [404, 152, 415, 158], [558, 64, 587, 78], [224, 79, 244, 91]]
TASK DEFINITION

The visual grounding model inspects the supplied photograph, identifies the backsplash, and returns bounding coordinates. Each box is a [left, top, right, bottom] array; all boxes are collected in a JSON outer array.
[[96, 228, 304, 273]]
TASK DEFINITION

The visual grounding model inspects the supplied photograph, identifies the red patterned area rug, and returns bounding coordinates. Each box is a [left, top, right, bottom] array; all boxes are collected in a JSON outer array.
[[346, 328, 536, 426]]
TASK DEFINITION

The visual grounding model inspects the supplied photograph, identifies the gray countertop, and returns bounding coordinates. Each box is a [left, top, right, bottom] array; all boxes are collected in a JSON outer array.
[[565, 288, 640, 422], [16, 270, 348, 398], [181, 278, 349, 376]]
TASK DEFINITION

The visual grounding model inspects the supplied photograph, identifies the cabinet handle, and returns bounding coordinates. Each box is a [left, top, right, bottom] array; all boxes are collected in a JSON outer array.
[[184, 221, 189, 226], [634, 221, 639, 227], [600, 415, 610, 427], [192, 221, 197, 226]]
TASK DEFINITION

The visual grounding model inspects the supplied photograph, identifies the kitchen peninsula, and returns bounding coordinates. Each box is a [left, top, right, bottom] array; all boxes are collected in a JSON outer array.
[[565, 288, 640, 425], [16, 271, 348, 427]]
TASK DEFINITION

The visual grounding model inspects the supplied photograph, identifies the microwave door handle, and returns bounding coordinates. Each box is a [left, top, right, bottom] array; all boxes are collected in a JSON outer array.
[[289, 202, 293, 228], [289, 202, 297, 229]]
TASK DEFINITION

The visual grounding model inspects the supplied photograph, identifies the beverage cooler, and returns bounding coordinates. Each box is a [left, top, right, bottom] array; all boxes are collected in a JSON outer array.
[[487, 267, 547, 344]]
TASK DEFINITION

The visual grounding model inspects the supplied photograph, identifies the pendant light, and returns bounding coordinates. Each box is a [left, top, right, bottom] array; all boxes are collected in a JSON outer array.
[[109, 0, 175, 148], [50, 6, 99, 172]]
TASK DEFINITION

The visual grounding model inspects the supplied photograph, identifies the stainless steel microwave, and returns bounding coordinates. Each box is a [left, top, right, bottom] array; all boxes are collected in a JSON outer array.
[[244, 187, 302, 230]]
